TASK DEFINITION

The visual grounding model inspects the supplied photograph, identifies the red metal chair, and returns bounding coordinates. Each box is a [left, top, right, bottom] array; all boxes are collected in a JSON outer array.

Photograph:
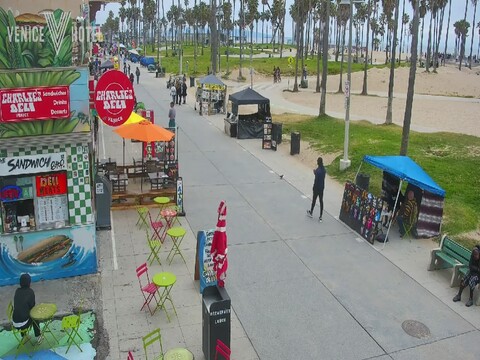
[[148, 210, 165, 243], [127, 351, 135, 360], [136, 263, 159, 316], [214, 339, 231, 360]]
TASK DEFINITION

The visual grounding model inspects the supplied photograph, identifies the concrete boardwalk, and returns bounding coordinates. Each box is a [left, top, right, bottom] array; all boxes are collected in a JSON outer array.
[[1, 65, 479, 360], [96, 69, 480, 360]]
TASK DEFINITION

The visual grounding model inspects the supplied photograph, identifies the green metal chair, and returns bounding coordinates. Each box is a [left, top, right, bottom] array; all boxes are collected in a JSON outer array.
[[146, 228, 163, 266], [7, 301, 33, 356], [136, 206, 149, 229], [143, 328, 164, 360], [61, 301, 84, 353]]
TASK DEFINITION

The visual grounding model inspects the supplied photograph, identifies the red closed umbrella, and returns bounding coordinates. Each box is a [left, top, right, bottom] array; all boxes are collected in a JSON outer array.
[[211, 201, 228, 287]]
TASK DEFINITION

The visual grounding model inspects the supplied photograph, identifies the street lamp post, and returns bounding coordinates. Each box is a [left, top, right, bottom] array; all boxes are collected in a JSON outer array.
[[178, 15, 183, 75], [339, 0, 362, 171]]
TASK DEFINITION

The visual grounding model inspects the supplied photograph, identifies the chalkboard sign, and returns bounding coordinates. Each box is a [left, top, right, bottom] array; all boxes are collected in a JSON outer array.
[[197, 229, 217, 293]]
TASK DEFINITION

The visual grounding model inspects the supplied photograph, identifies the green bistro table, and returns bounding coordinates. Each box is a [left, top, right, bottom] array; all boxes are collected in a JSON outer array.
[[152, 272, 177, 322], [153, 196, 172, 221], [164, 347, 195, 360], [166, 227, 187, 265], [30, 303, 58, 348]]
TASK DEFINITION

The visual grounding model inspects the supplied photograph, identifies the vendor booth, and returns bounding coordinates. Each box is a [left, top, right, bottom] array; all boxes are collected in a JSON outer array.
[[339, 155, 445, 245], [195, 74, 227, 115], [225, 88, 271, 139]]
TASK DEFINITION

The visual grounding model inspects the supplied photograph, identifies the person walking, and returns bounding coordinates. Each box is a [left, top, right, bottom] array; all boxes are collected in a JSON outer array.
[[307, 157, 326, 222], [129, 72, 134, 84], [135, 67, 140, 84], [168, 102, 176, 128], [170, 83, 177, 104], [175, 81, 181, 105], [181, 81, 187, 104]]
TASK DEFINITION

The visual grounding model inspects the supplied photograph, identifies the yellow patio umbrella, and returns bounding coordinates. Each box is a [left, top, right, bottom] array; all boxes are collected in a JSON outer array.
[[124, 111, 145, 125]]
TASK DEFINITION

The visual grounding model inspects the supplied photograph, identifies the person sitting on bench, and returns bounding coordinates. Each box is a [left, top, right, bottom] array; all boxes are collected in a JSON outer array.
[[453, 246, 480, 307]]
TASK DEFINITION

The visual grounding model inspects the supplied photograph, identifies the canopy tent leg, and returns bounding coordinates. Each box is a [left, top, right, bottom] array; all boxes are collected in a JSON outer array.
[[374, 179, 403, 251]]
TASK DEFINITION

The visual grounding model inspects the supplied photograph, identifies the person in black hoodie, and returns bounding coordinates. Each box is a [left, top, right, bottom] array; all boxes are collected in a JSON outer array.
[[453, 245, 480, 307], [307, 157, 326, 222], [13, 273, 42, 342]]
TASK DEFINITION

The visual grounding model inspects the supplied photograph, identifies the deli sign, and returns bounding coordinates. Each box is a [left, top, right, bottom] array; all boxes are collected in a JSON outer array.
[[0, 152, 67, 176], [0, 86, 70, 122], [94, 70, 135, 127], [36, 172, 67, 197]]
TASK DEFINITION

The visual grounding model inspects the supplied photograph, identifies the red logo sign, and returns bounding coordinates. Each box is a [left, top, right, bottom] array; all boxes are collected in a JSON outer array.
[[0, 86, 70, 123], [35, 172, 68, 197], [94, 70, 135, 127], [0, 185, 22, 202]]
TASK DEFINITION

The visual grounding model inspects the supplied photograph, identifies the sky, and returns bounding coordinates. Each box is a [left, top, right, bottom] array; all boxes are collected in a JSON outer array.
[[95, 1, 477, 53]]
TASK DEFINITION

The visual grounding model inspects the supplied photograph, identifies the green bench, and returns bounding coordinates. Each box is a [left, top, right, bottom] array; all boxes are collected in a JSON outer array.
[[428, 234, 471, 288]]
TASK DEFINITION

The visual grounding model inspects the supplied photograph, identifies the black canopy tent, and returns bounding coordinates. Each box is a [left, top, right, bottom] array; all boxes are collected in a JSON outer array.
[[226, 88, 271, 139]]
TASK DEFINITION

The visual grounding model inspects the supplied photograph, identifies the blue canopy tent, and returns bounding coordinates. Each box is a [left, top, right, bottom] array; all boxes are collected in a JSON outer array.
[[362, 155, 445, 197], [357, 155, 445, 247]]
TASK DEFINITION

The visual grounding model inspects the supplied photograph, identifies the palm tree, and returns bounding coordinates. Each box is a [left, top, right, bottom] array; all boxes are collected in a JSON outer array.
[[336, 3, 349, 94], [468, 0, 478, 69], [319, 0, 330, 116], [119, 4, 127, 44], [385, 0, 399, 125], [455, 19, 470, 70], [361, 0, 372, 95], [432, 0, 448, 72], [442, 0, 452, 65], [223, 1, 233, 74], [401, 0, 420, 155]]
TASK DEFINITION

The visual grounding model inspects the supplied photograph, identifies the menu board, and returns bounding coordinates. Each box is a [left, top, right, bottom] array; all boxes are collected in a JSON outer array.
[[37, 195, 68, 226]]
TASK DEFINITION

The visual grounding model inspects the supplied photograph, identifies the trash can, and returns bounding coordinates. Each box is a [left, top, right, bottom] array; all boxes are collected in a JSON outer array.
[[290, 131, 300, 155], [356, 173, 370, 191], [202, 286, 231, 360], [95, 174, 112, 230], [190, 76, 195, 87], [272, 122, 283, 144], [301, 79, 308, 88]]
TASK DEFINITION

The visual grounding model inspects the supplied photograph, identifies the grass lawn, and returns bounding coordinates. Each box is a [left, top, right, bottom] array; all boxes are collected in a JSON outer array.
[[142, 44, 368, 77], [280, 114, 480, 248]]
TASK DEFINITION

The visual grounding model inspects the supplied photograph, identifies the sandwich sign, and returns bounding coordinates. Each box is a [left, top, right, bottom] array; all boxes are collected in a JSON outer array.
[[94, 70, 135, 127]]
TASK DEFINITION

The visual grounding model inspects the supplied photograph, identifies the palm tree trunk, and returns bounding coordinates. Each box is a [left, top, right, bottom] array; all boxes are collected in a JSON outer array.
[[293, 20, 302, 92], [319, 0, 329, 116], [443, 0, 452, 66], [238, 0, 243, 79], [401, 0, 420, 155], [468, 2, 478, 69], [385, 0, 399, 125], [316, 18, 322, 92], [433, 7, 445, 72], [337, 23, 346, 93], [361, 0, 371, 95], [399, 0, 406, 63], [425, 12, 433, 72], [419, 17, 425, 63]]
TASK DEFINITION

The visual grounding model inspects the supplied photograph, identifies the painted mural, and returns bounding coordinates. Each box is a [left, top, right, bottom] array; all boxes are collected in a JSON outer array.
[[0, 224, 96, 286], [0, 8, 91, 138]]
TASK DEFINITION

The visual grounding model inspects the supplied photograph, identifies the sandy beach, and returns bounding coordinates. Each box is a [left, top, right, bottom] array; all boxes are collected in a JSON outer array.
[[218, 52, 480, 137]]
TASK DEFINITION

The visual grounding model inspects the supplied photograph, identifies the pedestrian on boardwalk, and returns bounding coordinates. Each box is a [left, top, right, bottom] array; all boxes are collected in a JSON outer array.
[[307, 157, 326, 222], [135, 67, 140, 84], [453, 245, 480, 307], [127, 64, 130, 74], [170, 84, 177, 104], [168, 102, 176, 128], [181, 81, 187, 104], [176, 81, 181, 105], [129, 73, 134, 84]]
